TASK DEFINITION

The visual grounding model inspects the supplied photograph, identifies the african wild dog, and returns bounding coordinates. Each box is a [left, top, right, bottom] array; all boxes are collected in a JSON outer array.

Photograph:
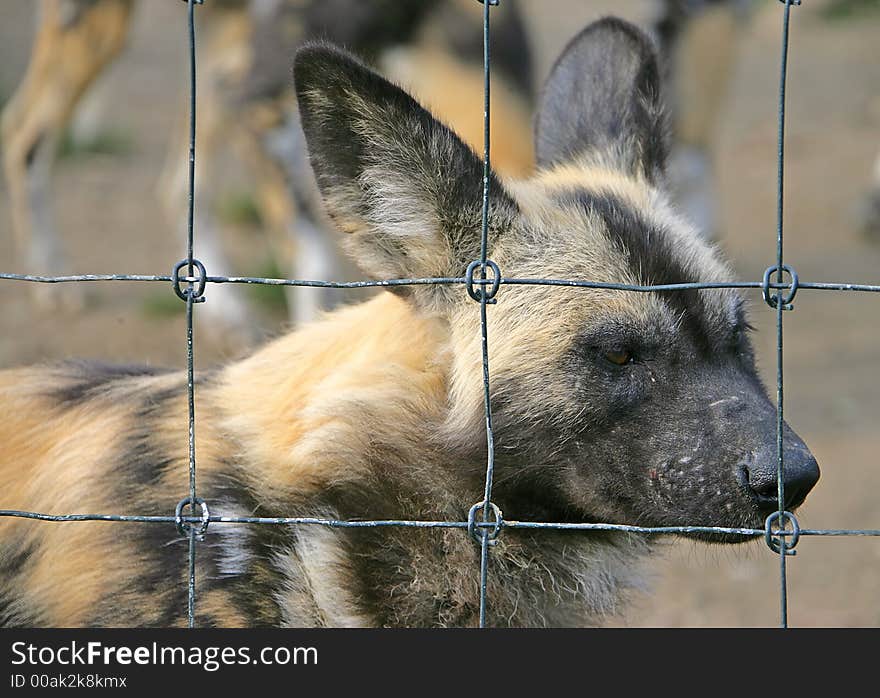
[[0, 18, 819, 627]]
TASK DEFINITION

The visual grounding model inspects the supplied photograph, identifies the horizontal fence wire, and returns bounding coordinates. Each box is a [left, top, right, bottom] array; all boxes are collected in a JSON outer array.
[[1, 0, 879, 627], [1, 510, 879, 538], [3, 273, 880, 294]]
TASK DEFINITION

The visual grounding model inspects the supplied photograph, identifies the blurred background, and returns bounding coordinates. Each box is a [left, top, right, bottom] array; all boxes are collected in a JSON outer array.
[[1, 0, 879, 626]]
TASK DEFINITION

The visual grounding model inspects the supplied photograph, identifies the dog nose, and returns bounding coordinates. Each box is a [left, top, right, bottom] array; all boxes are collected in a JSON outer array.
[[742, 445, 820, 512]]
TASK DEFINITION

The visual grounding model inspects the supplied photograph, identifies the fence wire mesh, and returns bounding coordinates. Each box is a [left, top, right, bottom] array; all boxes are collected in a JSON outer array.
[[1, 0, 879, 629]]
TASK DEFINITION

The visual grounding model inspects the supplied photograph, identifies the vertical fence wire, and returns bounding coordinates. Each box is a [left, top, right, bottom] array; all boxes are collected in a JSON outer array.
[[774, 0, 798, 629], [184, 0, 201, 629], [476, 0, 497, 629]]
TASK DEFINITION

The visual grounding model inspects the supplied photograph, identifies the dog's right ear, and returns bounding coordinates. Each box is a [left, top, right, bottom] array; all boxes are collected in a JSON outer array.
[[293, 43, 516, 295], [534, 17, 669, 182]]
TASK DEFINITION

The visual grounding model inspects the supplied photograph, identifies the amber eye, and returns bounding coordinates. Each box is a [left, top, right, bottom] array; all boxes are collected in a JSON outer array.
[[604, 349, 633, 366]]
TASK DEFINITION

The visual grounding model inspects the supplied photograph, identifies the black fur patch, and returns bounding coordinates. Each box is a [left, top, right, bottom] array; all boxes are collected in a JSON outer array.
[[242, 0, 433, 102], [0, 542, 33, 579], [430, 0, 534, 98], [315, 461, 459, 626], [215, 525, 289, 628], [0, 589, 40, 627], [115, 428, 175, 492], [197, 479, 290, 628], [87, 521, 190, 627], [494, 465, 595, 524], [301, 0, 432, 63], [48, 361, 173, 407], [558, 189, 722, 354], [0, 543, 41, 626]]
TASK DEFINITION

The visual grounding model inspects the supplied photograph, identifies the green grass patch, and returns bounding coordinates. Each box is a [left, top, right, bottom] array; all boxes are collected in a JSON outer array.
[[57, 126, 134, 159], [245, 257, 289, 315], [820, 0, 880, 21], [216, 191, 263, 228], [141, 290, 186, 319]]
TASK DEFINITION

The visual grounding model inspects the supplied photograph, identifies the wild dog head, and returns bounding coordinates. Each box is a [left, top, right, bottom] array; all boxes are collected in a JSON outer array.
[[292, 17, 819, 538]]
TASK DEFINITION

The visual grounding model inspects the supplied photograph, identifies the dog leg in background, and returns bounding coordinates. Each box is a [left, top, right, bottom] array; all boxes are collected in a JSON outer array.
[[1, 0, 134, 310], [225, 100, 350, 327], [66, 61, 117, 150], [660, 1, 746, 241]]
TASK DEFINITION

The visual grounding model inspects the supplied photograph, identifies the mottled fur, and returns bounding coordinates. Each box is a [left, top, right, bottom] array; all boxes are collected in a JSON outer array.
[[0, 18, 818, 627]]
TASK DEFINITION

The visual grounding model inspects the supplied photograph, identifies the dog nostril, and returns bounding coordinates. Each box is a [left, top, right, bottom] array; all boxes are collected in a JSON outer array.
[[743, 452, 781, 507], [747, 471, 778, 503], [745, 452, 820, 510], [740, 453, 777, 504]]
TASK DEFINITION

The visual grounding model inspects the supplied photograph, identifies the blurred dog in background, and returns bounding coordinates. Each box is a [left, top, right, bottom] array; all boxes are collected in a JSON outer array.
[[1, 0, 535, 346], [2, 0, 753, 347]]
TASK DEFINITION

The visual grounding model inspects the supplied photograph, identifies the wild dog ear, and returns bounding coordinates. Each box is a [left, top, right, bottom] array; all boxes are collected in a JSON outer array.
[[534, 17, 669, 181], [293, 43, 516, 296]]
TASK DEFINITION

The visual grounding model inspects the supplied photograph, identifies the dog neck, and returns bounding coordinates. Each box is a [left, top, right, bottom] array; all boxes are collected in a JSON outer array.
[[215, 292, 462, 506]]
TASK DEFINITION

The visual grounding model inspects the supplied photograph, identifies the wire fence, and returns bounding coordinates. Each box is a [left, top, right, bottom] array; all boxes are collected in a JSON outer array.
[[2, 0, 880, 629]]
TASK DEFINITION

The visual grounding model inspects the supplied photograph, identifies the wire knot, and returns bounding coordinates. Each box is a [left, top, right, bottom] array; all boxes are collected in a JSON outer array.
[[468, 501, 503, 546], [175, 496, 210, 539], [762, 264, 799, 310], [764, 510, 800, 556], [172, 259, 207, 303], [465, 260, 501, 304]]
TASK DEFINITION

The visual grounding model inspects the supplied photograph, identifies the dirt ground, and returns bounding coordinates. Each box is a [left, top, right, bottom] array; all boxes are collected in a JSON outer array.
[[1, 1, 879, 627]]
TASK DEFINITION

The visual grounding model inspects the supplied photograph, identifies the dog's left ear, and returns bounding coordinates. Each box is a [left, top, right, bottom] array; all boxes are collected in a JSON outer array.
[[534, 17, 669, 182], [293, 43, 516, 295]]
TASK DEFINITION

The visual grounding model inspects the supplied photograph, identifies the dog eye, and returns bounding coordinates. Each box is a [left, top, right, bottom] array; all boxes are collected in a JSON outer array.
[[604, 349, 633, 366]]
